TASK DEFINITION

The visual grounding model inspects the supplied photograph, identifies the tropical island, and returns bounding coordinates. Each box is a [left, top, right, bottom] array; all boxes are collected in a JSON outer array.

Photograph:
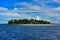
[[8, 19, 50, 24]]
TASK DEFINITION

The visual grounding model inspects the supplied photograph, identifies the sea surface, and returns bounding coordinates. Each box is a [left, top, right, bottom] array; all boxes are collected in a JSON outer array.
[[0, 24, 60, 40]]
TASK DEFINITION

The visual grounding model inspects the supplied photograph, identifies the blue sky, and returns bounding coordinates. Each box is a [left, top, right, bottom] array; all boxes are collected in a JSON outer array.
[[0, 0, 60, 24]]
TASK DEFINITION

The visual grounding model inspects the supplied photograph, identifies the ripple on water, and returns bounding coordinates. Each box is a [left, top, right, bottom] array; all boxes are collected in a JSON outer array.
[[0, 25, 60, 40]]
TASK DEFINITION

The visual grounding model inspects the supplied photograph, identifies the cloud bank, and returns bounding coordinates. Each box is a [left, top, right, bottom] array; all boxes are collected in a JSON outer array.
[[0, 0, 60, 23]]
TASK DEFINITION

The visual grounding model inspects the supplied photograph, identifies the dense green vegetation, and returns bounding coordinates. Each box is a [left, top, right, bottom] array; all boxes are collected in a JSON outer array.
[[8, 19, 50, 24]]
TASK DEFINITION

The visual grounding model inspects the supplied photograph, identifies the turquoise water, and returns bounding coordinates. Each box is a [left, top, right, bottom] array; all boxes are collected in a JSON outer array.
[[0, 24, 60, 40]]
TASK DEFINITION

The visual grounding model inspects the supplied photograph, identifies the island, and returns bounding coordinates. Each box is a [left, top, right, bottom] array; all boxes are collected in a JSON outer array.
[[8, 19, 50, 24]]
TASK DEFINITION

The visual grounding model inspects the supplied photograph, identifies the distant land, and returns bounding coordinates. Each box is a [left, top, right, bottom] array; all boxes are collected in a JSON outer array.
[[8, 19, 50, 24]]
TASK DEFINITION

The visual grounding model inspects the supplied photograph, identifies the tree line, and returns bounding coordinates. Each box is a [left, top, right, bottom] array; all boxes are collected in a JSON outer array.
[[8, 19, 50, 24]]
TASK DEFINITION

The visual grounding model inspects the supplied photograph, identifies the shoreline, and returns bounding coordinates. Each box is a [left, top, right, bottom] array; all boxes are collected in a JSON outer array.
[[0, 24, 59, 26], [20, 24, 56, 26], [11, 24, 59, 26]]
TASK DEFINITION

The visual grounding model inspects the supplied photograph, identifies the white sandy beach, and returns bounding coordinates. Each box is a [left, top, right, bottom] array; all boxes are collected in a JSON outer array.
[[19, 24, 59, 26]]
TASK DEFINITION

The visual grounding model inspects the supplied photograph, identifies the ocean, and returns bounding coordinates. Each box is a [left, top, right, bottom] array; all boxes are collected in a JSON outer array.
[[0, 24, 60, 40]]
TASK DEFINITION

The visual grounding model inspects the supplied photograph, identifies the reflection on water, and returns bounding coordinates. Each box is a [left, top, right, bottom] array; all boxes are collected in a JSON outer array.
[[0, 24, 60, 40]]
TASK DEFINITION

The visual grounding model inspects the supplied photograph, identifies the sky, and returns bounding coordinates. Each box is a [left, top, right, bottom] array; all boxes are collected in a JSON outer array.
[[0, 0, 60, 24]]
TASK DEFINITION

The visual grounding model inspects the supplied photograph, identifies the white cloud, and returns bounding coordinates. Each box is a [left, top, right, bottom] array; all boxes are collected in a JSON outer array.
[[16, 2, 42, 12], [0, 2, 60, 17], [46, 13, 60, 16], [53, 0, 60, 4], [0, 7, 8, 11], [0, 12, 20, 16], [35, 16, 40, 20], [16, 2, 60, 17], [0, 1, 60, 23], [20, 14, 32, 19], [53, 7, 60, 11], [0, 7, 32, 19], [0, 7, 20, 16], [33, 0, 60, 4], [33, 0, 52, 7]]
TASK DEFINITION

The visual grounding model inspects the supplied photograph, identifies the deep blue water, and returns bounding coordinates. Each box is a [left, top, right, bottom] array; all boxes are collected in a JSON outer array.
[[0, 24, 60, 40]]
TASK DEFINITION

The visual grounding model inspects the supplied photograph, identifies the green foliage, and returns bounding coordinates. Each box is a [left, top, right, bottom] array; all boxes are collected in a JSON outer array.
[[8, 20, 14, 24], [8, 19, 51, 24]]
